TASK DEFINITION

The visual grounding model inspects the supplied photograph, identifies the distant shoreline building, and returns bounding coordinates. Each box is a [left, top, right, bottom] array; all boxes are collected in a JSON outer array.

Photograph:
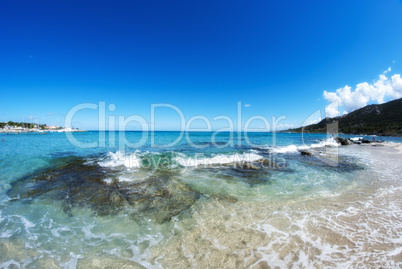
[[44, 125, 62, 130]]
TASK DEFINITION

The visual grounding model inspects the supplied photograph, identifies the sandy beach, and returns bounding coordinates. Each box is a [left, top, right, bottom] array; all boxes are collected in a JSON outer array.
[[1, 134, 401, 268], [146, 143, 402, 268]]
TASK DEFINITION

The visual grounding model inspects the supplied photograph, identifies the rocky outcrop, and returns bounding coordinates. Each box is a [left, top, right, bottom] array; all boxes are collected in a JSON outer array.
[[8, 157, 201, 223], [299, 150, 313, 156], [335, 137, 353, 145]]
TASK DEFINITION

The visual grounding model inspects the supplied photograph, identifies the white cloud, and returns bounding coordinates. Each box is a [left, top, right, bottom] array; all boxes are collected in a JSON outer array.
[[323, 91, 341, 117], [301, 109, 322, 127], [383, 66, 391, 74], [323, 69, 402, 117], [305, 118, 321, 126], [391, 74, 402, 98], [244, 104, 251, 108], [324, 100, 340, 118]]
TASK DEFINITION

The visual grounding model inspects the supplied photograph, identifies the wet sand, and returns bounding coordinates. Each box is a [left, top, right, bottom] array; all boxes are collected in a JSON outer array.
[[150, 143, 402, 268]]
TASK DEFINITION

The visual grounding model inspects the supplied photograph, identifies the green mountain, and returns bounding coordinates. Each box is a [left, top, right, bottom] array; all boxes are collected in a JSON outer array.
[[286, 98, 402, 136]]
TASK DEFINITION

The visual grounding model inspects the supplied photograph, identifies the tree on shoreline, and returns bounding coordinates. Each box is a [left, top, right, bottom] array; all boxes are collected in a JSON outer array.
[[0, 121, 47, 129]]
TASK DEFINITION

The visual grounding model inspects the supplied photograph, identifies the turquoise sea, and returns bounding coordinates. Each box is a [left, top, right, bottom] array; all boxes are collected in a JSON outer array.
[[1, 132, 401, 268]]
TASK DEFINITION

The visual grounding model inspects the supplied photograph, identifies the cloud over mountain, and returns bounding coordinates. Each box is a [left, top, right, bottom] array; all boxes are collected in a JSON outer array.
[[323, 68, 402, 117]]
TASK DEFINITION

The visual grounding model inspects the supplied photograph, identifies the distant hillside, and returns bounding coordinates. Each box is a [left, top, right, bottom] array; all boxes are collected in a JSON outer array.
[[286, 98, 402, 136]]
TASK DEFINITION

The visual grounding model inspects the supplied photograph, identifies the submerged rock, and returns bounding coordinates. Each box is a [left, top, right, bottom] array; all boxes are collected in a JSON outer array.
[[77, 255, 146, 269], [299, 150, 313, 156], [201, 165, 272, 186], [224, 158, 289, 171], [299, 154, 363, 172], [8, 156, 200, 223], [209, 193, 238, 203], [255, 158, 290, 171], [123, 176, 200, 223], [233, 162, 259, 170], [204, 157, 291, 185]]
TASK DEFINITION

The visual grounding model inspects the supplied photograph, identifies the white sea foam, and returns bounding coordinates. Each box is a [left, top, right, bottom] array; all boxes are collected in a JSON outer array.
[[270, 144, 305, 154], [99, 151, 141, 168], [0, 230, 13, 238], [175, 152, 263, 167], [270, 138, 339, 154], [310, 138, 339, 148], [20, 216, 35, 232], [350, 137, 363, 141], [248, 197, 402, 268]]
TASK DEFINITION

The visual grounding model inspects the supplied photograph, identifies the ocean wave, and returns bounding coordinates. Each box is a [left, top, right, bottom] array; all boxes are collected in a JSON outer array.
[[98, 151, 141, 168], [270, 138, 339, 154], [175, 152, 264, 167], [97, 139, 339, 169], [309, 138, 339, 148]]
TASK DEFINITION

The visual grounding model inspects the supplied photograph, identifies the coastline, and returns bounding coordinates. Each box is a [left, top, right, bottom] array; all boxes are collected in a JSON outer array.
[[281, 130, 402, 138], [367, 141, 402, 154], [0, 133, 401, 267], [0, 129, 87, 134], [151, 142, 402, 267]]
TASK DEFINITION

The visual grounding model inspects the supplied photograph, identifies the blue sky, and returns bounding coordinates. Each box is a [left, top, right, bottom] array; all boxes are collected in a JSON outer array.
[[1, 0, 402, 130]]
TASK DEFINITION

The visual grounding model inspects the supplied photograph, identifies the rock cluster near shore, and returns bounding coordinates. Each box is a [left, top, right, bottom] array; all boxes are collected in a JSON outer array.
[[298, 137, 386, 157], [335, 137, 354, 145], [335, 137, 383, 145]]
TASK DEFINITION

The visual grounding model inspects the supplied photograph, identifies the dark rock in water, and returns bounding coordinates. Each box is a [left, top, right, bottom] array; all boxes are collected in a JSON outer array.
[[255, 158, 290, 171], [299, 150, 313, 156], [233, 162, 259, 170], [209, 193, 238, 203], [221, 158, 289, 172], [255, 158, 271, 166], [361, 139, 371, 144], [345, 138, 354, 145], [335, 137, 353, 145], [205, 166, 271, 186], [299, 155, 363, 172], [8, 156, 200, 223], [122, 176, 200, 223], [210, 157, 292, 185]]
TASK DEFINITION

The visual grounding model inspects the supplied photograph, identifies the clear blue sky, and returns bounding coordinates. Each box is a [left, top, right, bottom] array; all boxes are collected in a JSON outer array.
[[1, 0, 402, 130]]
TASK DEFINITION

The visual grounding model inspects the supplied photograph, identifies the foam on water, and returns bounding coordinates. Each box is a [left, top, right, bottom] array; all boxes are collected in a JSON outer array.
[[99, 150, 141, 168], [0, 200, 167, 268], [1, 132, 402, 268], [175, 152, 263, 167], [147, 144, 402, 268], [270, 138, 339, 154], [153, 180, 402, 268]]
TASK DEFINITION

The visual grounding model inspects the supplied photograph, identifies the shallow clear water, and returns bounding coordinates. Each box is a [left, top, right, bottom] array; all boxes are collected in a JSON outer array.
[[0, 132, 401, 268]]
